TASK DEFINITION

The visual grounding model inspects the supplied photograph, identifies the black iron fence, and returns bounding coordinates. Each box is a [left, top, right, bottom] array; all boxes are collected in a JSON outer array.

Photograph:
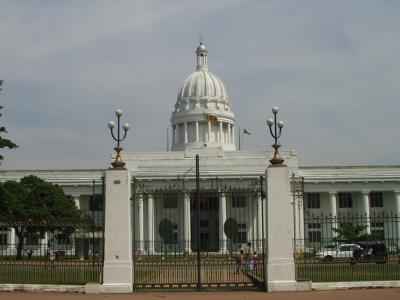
[[0, 220, 103, 285], [132, 176, 266, 289], [133, 239, 265, 289], [295, 213, 400, 282]]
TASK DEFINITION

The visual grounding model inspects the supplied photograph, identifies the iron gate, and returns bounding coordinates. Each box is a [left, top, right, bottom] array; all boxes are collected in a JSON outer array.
[[132, 176, 266, 289]]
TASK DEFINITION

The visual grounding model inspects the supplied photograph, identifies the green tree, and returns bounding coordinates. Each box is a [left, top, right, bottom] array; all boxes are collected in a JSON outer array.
[[333, 224, 367, 243], [0, 175, 87, 260], [0, 80, 18, 163]]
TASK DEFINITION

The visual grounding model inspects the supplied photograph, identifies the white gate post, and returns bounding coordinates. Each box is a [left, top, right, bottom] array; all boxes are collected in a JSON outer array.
[[265, 166, 309, 291], [101, 169, 133, 293]]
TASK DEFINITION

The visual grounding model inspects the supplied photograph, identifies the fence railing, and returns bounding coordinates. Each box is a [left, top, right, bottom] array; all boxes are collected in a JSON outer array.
[[295, 213, 400, 282], [0, 221, 103, 285]]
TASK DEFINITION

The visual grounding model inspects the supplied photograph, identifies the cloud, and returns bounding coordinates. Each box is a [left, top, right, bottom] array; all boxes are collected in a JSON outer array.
[[1, 0, 400, 169]]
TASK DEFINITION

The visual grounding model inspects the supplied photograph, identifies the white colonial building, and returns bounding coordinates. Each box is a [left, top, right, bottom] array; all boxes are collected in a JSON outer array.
[[0, 42, 400, 257]]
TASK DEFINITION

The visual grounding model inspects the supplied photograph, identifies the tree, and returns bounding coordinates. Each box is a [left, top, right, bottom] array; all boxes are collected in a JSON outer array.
[[0, 80, 18, 163], [0, 175, 87, 260], [333, 224, 367, 243]]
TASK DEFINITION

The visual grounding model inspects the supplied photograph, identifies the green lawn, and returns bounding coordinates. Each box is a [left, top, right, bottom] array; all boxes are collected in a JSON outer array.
[[296, 262, 400, 282], [0, 261, 102, 285]]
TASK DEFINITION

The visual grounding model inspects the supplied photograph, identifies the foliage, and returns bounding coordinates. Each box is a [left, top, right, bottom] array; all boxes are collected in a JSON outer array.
[[333, 224, 367, 242], [0, 175, 89, 259], [333, 224, 382, 242], [0, 80, 18, 162]]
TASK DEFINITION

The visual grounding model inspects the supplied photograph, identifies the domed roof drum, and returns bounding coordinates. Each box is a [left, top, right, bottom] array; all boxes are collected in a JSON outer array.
[[174, 41, 232, 113]]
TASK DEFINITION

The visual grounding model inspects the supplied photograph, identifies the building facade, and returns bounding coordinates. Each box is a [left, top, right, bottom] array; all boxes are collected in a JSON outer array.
[[0, 42, 399, 256]]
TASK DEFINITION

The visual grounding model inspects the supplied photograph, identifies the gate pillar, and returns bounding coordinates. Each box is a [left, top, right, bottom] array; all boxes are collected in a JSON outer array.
[[102, 169, 133, 293], [265, 166, 309, 291]]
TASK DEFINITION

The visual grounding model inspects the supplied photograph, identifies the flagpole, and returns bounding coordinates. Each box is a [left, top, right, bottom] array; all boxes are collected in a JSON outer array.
[[167, 127, 169, 151], [238, 126, 241, 151]]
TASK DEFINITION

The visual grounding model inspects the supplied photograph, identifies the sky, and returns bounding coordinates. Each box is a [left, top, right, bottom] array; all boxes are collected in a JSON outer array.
[[1, 0, 400, 170]]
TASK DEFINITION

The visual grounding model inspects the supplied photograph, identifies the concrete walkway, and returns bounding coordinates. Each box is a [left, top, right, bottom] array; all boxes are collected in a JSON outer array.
[[0, 289, 400, 300]]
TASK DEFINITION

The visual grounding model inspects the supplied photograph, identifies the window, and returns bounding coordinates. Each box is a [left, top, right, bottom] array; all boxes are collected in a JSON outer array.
[[25, 233, 39, 246], [232, 194, 246, 208], [306, 193, 320, 209], [200, 220, 209, 228], [0, 230, 7, 246], [371, 222, 384, 240], [237, 223, 247, 244], [89, 195, 104, 211], [164, 193, 177, 209], [308, 231, 321, 243], [307, 223, 321, 242], [57, 234, 71, 246], [370, 192, 383, 208], [338, 192, 352, 208], [308, 223, 321, 230], [339, 223, 353, 228]]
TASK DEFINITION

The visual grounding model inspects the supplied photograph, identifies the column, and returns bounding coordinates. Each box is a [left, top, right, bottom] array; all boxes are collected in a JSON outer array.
[[138, 194, 144, 252], [9, 228, 16, 255], [72, 194, 80, 209], [183, 193, 191, 252], [175, 124, 180, 145], [329, 192, 338, 236], [184, 122, 188, 144], [395, 191, 400, 241], [195, 121, 199, 142], [361, 191, 371, 234], [147, 194, 154, 254], [208, 120, 211, 142], [103, 169, 133, 292], [227, 123, 231, 144], [232, 125, 235, 146], [219, 121, 223, 143], [172, 125, 176, 146], [219, 192, 227, 252], [256, 192, 263, 251]]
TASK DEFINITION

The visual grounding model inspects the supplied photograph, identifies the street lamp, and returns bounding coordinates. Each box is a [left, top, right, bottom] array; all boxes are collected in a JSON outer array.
[[266, 106, 285, 167], [108, 109, 130, 169]]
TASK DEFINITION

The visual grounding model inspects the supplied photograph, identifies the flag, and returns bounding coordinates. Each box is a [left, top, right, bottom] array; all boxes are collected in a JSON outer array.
[[243, 128, 251, 135], [204, 113, 218, 122]]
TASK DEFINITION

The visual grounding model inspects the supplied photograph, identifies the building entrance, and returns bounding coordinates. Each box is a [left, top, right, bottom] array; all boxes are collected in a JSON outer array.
[[191, 192, 219, 252], [132, 177, 266, 290]]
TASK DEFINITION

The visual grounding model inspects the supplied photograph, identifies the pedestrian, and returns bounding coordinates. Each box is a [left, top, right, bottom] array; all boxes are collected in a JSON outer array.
[[245, 242, 253, 271], [236, 250, 244, 273]]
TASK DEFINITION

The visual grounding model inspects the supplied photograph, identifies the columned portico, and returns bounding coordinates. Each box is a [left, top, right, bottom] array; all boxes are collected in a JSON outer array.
[[329, 192, 338, 235], [72, 194, 80, 209], [147, 193, 154, 254], [183, 193, 191, 252], [256, 192, 263, 250], [361, 191, 371, 234], [184, 122, 188, 144], [219, 192, 227, 252], [395, 191, 400, 240], [137, 194, 144, 252]]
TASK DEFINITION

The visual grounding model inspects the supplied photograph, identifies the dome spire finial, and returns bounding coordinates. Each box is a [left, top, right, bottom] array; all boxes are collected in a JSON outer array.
[[196, 36, 208, 71]]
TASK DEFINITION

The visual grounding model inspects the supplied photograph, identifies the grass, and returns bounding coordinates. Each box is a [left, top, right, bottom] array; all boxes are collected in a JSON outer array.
[[296, 261, 400, 282], [0, 260, 102, 285]]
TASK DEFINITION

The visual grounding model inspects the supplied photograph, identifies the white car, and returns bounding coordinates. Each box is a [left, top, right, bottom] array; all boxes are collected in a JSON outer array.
[[316, 244, 361, 262]]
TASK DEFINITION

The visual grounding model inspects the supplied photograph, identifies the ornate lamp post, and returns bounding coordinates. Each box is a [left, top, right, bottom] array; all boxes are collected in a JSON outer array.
[[266, 106, 285, 167], [108, 109, 130, 169]]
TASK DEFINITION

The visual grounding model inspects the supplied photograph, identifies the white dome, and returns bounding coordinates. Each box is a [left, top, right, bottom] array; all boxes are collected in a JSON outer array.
[[173, 41, 232, 113], [177, 70, 229, 101], [170, 41, 236, 152]]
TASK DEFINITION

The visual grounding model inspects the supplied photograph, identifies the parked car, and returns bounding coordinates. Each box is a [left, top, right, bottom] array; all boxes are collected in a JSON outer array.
[[352, 241, 388, 263], [316, 244, 361, 262]]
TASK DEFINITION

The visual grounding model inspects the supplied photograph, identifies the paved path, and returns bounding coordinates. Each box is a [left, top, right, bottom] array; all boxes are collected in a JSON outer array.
[[1, 289, 400, 300]]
